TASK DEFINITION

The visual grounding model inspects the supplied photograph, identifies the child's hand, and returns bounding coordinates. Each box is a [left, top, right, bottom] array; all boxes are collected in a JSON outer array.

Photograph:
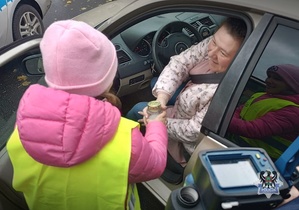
[[138, 107, 167, 126], [147, 110, 167, 124]]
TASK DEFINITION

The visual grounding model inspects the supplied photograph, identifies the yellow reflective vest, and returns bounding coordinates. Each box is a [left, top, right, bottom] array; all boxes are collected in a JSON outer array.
[[238, 92, 299, 159], [7, 118, 141, 210]]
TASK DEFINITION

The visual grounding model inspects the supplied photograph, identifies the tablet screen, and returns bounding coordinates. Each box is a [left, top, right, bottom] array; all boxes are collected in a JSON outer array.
[[211, 159, 258, 188]]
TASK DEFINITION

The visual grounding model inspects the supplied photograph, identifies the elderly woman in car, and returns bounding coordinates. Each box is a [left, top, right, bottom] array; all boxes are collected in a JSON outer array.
[[127, 17, 247, 183]]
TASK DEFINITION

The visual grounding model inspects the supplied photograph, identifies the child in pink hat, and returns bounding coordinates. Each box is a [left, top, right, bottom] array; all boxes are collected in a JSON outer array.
[[7, 20, 168, 210]]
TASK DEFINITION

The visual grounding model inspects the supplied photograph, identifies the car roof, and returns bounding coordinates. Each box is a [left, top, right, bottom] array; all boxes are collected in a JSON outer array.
[[74, 0, 299, 25], [203, 0, 299, 20]]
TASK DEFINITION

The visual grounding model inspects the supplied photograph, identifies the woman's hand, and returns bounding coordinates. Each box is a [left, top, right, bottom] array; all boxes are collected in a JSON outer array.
[[156, 92, 170, 108]]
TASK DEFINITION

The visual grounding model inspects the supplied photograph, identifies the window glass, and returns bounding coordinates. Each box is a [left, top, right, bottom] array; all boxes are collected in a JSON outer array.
[[0, 54, 42, 149], [253, 25, 299, 80], [226, 24, 299, 161]]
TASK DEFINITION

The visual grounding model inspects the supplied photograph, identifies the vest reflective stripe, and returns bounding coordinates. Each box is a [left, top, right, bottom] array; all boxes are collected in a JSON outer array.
[[7, 118, 141, 210], [128, 183, 141, 210], [238, 92, 299, 159]]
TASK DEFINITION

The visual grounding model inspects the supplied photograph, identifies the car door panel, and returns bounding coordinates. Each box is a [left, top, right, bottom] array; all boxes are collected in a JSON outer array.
[[200, 14, 299, 164]]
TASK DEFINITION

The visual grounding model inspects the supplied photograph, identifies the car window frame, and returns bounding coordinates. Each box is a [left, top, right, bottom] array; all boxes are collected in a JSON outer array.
[[201, 13, 299, 147]]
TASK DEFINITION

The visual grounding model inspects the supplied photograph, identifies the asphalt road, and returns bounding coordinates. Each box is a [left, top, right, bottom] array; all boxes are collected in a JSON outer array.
[[43, 0, 113, 29]]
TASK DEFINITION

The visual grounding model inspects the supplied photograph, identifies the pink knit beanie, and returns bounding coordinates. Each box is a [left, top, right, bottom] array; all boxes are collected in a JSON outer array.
[[40, 20, 117, 97]]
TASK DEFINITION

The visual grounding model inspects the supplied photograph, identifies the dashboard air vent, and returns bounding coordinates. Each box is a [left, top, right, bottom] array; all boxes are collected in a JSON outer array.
[[184, 27, 193, 36], [117, 50, 131, 64], [190, 21, 200, 30], [198, 17, 214, 26]]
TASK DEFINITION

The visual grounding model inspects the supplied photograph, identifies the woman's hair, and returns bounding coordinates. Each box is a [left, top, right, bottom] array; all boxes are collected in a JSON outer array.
[[220, 17, 247, 42], [96, 91, 122, 111]]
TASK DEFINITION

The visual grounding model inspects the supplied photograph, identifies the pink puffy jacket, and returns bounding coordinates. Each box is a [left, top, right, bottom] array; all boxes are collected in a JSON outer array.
[[16, 84, 168, 183]]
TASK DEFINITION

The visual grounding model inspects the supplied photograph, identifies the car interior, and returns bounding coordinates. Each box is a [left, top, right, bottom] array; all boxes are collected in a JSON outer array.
[[111, 12, 226, 98], [1, 5, 299, 210]]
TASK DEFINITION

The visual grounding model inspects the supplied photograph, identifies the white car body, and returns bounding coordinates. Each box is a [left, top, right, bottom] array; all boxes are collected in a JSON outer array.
[[0, 0, 51, 48]]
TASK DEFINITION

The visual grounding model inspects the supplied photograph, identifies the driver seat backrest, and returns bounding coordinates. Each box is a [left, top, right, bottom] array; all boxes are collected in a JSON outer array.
[[0, 147, 29, 210]]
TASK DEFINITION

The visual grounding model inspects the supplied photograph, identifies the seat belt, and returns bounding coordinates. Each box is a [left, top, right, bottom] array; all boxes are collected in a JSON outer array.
[[190, 72, 225, 84]]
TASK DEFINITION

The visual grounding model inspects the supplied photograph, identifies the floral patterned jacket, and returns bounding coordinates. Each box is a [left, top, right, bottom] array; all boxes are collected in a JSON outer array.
[[152, 36, 219, 154]]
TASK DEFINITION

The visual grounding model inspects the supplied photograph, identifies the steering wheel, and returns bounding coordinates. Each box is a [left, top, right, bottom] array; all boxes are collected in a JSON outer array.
[[152, 21, 202, 73]]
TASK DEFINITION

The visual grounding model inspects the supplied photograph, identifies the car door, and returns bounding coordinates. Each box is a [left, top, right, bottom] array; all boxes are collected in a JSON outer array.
[[0, 35, 43, 210], [193, 12, 299, 178], [177, 12, 299, 210], [0, 35, 42, 149]]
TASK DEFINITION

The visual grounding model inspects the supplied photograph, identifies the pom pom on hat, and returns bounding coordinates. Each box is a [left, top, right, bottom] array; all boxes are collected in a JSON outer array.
[[267, 64, 299, 94], [40, 20, 117, 97]]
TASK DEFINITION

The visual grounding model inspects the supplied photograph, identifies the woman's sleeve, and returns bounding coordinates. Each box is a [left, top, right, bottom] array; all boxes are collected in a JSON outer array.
[[128, 121, 168, 183], [152, 37, 211, 97], [166, 102, 210, 144], [228, 106, 299, 138]]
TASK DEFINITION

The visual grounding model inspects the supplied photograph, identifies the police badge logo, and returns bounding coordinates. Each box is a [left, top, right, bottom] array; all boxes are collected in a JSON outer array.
[[255, 169, 283, 198]]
